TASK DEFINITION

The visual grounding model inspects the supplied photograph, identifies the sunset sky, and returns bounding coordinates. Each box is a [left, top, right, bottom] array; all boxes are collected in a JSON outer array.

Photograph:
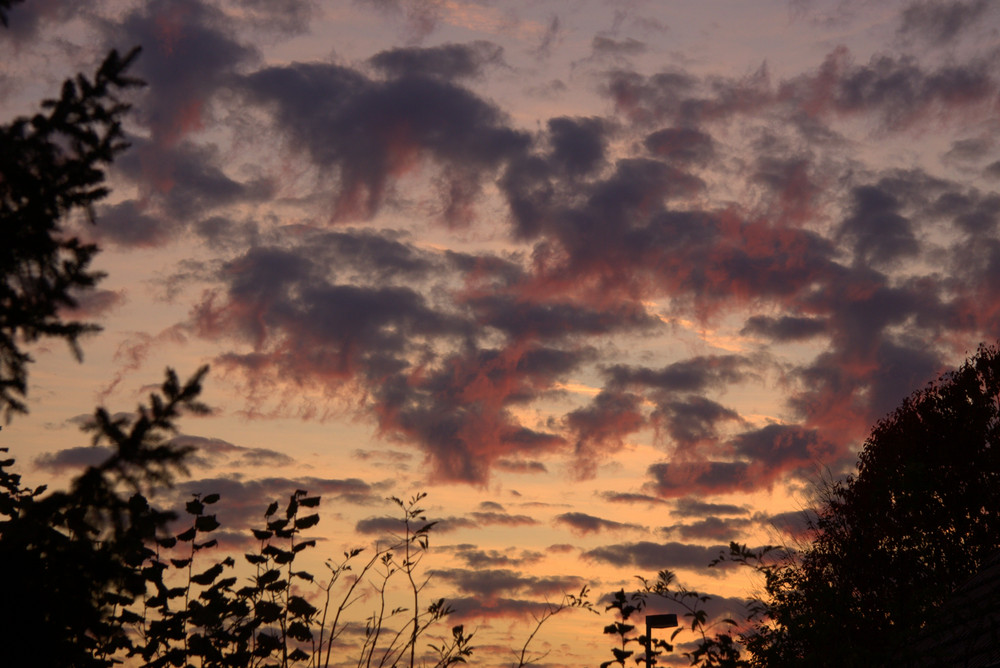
[[4, 0, 1000, 664]]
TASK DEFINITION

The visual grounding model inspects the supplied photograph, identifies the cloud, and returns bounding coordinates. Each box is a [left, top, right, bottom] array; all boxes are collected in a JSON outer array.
[[671, 498, 748, 518], [166, 435, 295, 469], [645, 423, 839, 498], [599, 492, 670, 506], [163, 475, 388, 534], [369, 41, 504, 80], [583, 541, 735, 572], [590, 36, 647, 59], [33, 446, 114, 472], [430, 568, 583, 600], [470, 511, 538, 526], [448, 546, 545, 569], [63, 289, 127, 319], [898, 0, 991, 44], [661, 516, 753, 542], [241, 58, 529, 223], [354, 514, 475, 537], [545, 116, 610, 178], [1, 0, 84, 42], [644, 127, 714, 165], [103, 0, 255, 164], [651, 396, 744, 451], [764, 508, 819, 540], [565, 391, 645, 478], [838, 185, 919, 266], [553, 512, 644, 535], [607, 356, 752, 393], [605, 45, 999, 133], [741, 315, 828, 342]]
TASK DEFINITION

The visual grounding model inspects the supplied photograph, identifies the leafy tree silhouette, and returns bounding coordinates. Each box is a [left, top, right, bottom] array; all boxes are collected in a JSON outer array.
[[0, 30, 141, 420], [0, 367, 209, 667], [723, 343, 1000, 667]]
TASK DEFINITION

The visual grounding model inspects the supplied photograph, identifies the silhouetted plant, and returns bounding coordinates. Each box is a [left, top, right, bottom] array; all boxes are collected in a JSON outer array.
[[0, 366, 208, 666], [513, 586, 595, 667], [601, 570, 747, 668], [721, 343, 1000, 667], [0, 35, 142, 420]]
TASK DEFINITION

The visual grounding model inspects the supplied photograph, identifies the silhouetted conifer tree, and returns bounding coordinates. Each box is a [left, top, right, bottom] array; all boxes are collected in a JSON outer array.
[[0, 29, 141, 419]]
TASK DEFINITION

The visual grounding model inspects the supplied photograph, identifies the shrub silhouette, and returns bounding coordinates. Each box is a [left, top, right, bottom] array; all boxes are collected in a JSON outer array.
[[0, 368, 475, 667]]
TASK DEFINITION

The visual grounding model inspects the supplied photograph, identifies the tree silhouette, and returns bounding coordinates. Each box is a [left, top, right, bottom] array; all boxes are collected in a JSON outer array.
[[0, 31, 141, 419], [731, 343, 1000, 666], [0, 367, 208, 667]]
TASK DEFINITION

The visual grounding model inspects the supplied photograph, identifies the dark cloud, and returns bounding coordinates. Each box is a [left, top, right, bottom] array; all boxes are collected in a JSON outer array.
[[783, 48, 998, 130], [554, 512, 643, 535], [449, 546, 545, 569], [115, 0, 256, 146], [546, 116, 609, 177], [606, 46, 998, 133], [369, 41, 504, 80], [646, 423, 837, 497], [583, 541, 735, 572], [764, 508, 819, 540], [898, 0, 991, 44], [838, 185, 919, 266], [533, 14, 561, 58], [600, 492, 670, 506], [217, 0, 316, 36], [591, 36, 647, 58], [468, 294, 655, 342], [928, 188, 1000, 235], [652, 396, 743, 450], [167, 435, 295, 469], [92, 200, 174, 248], [470, 511, 538, 526], [741, 315, 828, 342], [662, 516, 753, 542], [671, 498, 748, 518], [495, 459, 547, 474], [607, 356, 751, 393], [565, 391, 645, 478], [63, 289, 126, 319], [445, 596, 574, 623], [33, 446, 113, 472], [644, 127, 714, 165], [354, 515, 475, 536], [242, 59, 529, 223], [732, 423, 835, 472], [944, 137, 993, 164], [430, 568, 583, 599], [159, 475, 387, 537], [647, 460, 754, 498], [1, 0, 83, 42]]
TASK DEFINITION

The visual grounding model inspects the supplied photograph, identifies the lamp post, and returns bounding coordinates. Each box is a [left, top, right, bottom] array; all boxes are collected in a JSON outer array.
[[644, 613, 678, 668]]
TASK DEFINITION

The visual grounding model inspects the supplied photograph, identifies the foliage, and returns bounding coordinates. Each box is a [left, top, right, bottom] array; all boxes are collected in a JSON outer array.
[[725, 343, 1000, 667], [601, 570, 747, 668], [0, 367, 209, 667], [0, 31, 142, 419], [0, 366, 474, 667]]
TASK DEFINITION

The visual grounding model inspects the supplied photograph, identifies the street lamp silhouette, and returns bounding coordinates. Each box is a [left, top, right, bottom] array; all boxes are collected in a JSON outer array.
[[644, 613, 677, 667]]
